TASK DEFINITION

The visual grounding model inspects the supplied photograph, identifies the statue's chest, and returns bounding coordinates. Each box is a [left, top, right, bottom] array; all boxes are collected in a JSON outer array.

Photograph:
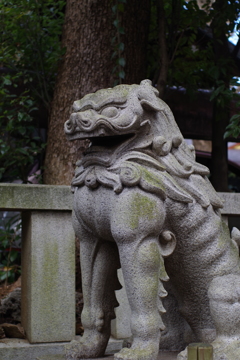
[[73, 185, 165, 242], [73, 186, 116, 239]]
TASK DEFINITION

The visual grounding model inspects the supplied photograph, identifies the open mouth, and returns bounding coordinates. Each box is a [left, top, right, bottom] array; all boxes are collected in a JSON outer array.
[[88, 133, 134, 149]]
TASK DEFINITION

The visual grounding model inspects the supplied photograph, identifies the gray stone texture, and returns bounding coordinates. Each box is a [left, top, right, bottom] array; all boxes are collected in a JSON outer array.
[[0, 338, 70, 360], [220, 192, 240, 215], [64, 80, 240, 360], [0, 183, 237, 214], [37, 352, 178, 360], [0, 338, 122, 360], [111, 270, 131, 339], [21, 211, 75, 343], [111, 275, 193, 351], [208, 274, 240, 360], [0, 184, 72, 210]]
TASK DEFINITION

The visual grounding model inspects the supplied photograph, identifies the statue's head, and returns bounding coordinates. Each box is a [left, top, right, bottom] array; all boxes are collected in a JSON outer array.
[[64, 79, 194, 169], [65, 80, 223, 210], [65, 80, 163, 140]]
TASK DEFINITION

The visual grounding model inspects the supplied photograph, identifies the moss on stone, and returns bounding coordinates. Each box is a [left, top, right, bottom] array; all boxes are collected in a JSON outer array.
[[0, 184, 73, 210], [129, 193, 157, 229], [141, 167, 165, 193]]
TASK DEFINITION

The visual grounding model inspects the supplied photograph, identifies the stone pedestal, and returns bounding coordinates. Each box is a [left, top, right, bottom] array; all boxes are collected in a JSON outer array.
[[0, 337, 123, 360], [21, 211, 75, 343]]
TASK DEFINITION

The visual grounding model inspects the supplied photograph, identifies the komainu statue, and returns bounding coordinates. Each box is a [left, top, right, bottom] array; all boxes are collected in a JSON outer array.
[[64, 80, 240, 360]]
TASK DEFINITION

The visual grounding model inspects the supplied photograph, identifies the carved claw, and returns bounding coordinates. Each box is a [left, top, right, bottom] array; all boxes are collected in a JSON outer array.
[[65, 331, 109, 359]]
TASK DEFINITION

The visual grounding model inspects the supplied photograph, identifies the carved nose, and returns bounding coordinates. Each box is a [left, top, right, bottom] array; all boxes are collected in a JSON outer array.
[[99, 128, 106, 136], [80, 118, 91, 127]]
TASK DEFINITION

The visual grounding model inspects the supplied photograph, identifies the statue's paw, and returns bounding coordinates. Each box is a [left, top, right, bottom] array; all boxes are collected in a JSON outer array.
[[65, 336, 107, 359], [114, 347, 158, 360], [65, 340, 85, 360], [176, 348, 187, 360]]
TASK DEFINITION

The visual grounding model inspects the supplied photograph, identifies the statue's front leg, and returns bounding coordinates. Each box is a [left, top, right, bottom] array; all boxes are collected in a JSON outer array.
[[111, 190, 170, 360], [114, 237, 169, 360], [66, 214, 120, 359]]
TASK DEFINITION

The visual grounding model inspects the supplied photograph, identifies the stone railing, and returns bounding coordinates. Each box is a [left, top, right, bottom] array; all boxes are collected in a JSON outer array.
[[0, 184, 240, 356], [0, 184, 75, 344]]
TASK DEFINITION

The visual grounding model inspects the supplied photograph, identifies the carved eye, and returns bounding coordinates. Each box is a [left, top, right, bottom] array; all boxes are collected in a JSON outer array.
[[100, 106, 119, 118]]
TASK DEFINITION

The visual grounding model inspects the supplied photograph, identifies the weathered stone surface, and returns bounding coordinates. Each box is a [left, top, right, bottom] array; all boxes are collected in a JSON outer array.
[[21, 211, 75, 343], [0, 338, 123, 360], [64, 80, 240, 360], [111, 270, 131, 340], [0, 338, 70, 360], [37, 352, 178, 360], [112, 276, 193, 351], [37, 356, 66, 360], [220, 192, 240, 215], [0, 288, 21, 323], [0, 184, 72, 210], [0, 183, 238, 213], [208, 274, 240, 360]]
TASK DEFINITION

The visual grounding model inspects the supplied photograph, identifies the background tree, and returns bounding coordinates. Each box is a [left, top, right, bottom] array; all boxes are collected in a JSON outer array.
[[2, 0, 240, 190], [43, 0, 150, 185], [0, 0, 65, 182], [153, 0, 240, 191], [209, 0, 238, 191]]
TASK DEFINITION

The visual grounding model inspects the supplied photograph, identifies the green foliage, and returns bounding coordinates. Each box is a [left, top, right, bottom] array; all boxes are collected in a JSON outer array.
[[224, 76, 240, 139], [148, 0, 239, 87], [111, 0, 126, 85], [0, 73, 46, 182], [225, 113, 240, 139], [1, 0, 66, 107], [164, 1, 216, 90], [0, 0, 65, 182], [147, 0, 240, 139], [0, 214, 21, 284]]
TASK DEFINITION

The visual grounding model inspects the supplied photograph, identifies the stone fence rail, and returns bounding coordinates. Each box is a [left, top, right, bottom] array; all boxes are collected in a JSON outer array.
[[0, 183, 73, 211], [0, 184, 239, 214]]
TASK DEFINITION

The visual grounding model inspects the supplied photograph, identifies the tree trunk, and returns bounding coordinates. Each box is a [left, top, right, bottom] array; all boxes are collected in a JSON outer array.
[[44, 0, 150, 185], [210, 0, 233, 192], [157, 0, 169, 98], [211, 104, 229, 192]]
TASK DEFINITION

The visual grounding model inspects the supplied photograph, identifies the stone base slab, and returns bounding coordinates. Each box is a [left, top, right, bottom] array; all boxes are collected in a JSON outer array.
[[0, 337, 123, 360], [0, 337, 178, 360], [0, 338, 68, 360], [37, 352, 179, 360]]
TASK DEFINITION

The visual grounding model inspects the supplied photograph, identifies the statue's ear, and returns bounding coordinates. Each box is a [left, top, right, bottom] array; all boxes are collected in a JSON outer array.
[[140, 99, 162, 112]]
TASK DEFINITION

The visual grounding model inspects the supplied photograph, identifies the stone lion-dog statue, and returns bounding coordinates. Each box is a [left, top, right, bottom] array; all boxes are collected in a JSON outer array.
[[64, 80, 240, 360]]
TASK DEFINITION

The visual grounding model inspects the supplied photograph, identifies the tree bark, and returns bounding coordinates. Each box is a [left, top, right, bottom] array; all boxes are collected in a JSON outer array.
[[211, 104, 229, 192], [122, 0, 150, 84], [44, 0, 150, 185]]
